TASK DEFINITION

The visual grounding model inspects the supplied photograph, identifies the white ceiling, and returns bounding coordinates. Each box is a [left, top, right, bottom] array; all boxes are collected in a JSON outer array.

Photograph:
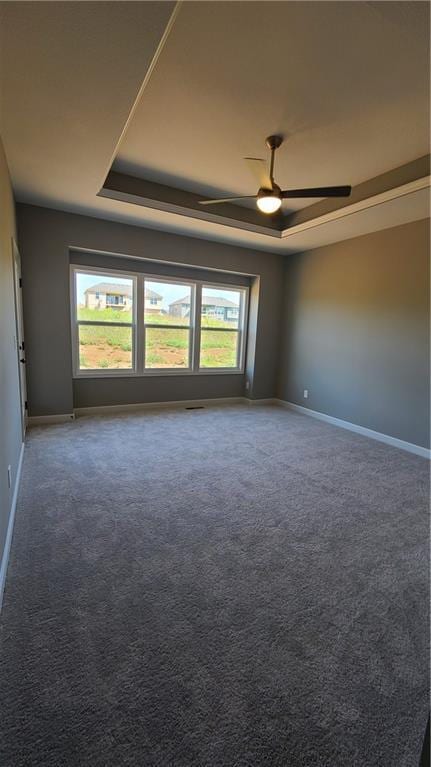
[[0, 1, 429, 255], [0, 2, 178, 218]]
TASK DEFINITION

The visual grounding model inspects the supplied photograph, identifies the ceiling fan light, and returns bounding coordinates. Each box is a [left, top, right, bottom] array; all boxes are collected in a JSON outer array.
[[256, 194, 282, 214]]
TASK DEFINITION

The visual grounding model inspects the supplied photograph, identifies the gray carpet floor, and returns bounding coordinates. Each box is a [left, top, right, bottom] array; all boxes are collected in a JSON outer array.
[[0, 404, 429, 766]]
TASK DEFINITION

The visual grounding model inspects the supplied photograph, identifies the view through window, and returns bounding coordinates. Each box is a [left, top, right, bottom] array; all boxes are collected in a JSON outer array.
[[72, 268, 247, 375], [76, 272, 135, 371], [200, 286, 242, 368], [144, 281, 192, 369]]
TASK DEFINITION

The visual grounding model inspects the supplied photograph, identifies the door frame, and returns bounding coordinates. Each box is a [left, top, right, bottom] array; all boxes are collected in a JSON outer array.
[[11, 238, 27, 438]]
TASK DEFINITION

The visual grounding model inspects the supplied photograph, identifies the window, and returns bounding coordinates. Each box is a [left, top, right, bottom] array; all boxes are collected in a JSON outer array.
[[144, 280, 193, 369], [73, 270, 135, 373], [199, 286, 244, 369], [71, 267, 248, 377]]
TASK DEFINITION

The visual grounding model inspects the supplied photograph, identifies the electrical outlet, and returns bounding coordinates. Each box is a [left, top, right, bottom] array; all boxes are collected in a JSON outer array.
[[7, 465, 12, 489], [303, 389, 309, 399]]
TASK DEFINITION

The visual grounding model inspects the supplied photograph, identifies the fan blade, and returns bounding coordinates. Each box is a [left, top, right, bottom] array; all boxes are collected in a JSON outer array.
[[244, 157, 272, 190], [281, 185, 351, 199], [199, 195, 257, 205]]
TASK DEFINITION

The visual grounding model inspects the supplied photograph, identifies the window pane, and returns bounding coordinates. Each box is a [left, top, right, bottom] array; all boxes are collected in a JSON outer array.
[[145, 281, 191, 326], [201, 287, 241, 329], [76, 272, 133, 322], [145, 327, 190, 368], [79, 325, 132, 369], [200, 330, 239, 368]]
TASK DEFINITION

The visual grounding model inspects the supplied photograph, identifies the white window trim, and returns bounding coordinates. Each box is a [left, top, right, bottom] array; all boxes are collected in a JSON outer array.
[[70, 265, 138, 378], [199, 281, 248, 372], [142, 272, 196, 373], [70, 265, 249, 378]]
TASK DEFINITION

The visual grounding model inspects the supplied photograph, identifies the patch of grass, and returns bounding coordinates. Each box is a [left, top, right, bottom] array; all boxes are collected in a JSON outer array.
[[200, 330, 238, 349], [146, 352, 165, 365], [144, 313, 190, 327], [201, 317, 237, 330], [164, 337, 188, 349], [147, 328, 189, 350], [199, 330, 238, 367], [98, 359, 109, 368], [200, 350, 237, 367], [79, 325, 131, 349], [78, 307, 132, 323]]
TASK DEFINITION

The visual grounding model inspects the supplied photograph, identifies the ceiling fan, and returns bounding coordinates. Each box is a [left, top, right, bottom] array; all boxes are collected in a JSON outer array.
[[199, 135, 351, 214]]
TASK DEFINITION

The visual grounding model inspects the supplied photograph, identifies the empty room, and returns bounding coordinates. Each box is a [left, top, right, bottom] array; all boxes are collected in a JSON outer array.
[[0, 2, 429, 765]]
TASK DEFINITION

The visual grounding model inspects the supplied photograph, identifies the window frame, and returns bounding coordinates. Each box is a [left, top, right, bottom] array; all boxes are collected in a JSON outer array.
[[198, 282, 248, 372], [70, 265, 249, 379], [142, 274, 196, 373], [71, 265, 137, 377]]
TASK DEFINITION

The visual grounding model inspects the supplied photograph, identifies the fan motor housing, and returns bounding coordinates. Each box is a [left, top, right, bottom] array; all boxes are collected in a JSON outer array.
[[258, 183, 281, 198], [266, 135, 283, 151]]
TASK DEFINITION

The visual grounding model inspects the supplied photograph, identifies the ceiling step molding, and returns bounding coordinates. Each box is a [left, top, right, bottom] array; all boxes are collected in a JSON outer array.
[[281, 175, 431, 238], [100, 171, 281, 237], [101, 171, 430, 254]]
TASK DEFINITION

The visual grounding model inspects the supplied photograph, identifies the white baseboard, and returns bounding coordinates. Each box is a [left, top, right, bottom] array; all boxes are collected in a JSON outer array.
[[276, 399, 430, 459], [27, 413, 75, 426], [0, 442, 25, 611], [27, 397, 279, 421], [74, 396, 246, 417]]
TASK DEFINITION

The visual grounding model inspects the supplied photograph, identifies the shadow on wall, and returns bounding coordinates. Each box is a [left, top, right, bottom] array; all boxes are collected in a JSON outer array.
[[277, 219, 430, 449]]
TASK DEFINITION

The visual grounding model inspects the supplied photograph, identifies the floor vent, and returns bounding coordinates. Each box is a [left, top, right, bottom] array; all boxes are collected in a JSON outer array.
[[185, 406, 205, 410]]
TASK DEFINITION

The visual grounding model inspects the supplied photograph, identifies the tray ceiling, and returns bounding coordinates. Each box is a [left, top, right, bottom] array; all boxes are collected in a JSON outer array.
[[114, 1, 430, 214]]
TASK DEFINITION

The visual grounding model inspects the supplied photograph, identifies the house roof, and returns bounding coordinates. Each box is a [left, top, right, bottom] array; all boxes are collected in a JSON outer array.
[[85, 282, 162, 300], [145, 288, 162, 300], [170, 295, 238, 308]]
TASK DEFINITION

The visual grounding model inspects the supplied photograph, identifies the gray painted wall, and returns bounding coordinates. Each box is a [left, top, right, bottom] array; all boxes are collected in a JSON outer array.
[[17, 204, 284, 414], [0, 137, 23, 575], [278, 219, 430, 448], [16, 204, 430, 448]]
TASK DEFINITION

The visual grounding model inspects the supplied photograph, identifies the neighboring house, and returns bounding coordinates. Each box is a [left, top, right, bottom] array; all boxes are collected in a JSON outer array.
[[169, 295, 239, 322], [84, 283, 163, 313], [144, 288, 163, 314]]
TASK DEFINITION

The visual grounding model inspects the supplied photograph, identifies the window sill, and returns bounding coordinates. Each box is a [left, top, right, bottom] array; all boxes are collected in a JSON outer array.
[[73, 369, 245, 379]]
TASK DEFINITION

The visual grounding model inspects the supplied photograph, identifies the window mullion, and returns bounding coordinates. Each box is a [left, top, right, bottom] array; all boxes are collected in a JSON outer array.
[[77, 321, 133, 328], [136, 275, 145, 373], [240, 288, 248, 370], [145, 323, 189, 331], [72, 268, 79, 376], [237, 290, 244, 368], [193, 283, 202, 371], [237, 329, 242, 368]]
